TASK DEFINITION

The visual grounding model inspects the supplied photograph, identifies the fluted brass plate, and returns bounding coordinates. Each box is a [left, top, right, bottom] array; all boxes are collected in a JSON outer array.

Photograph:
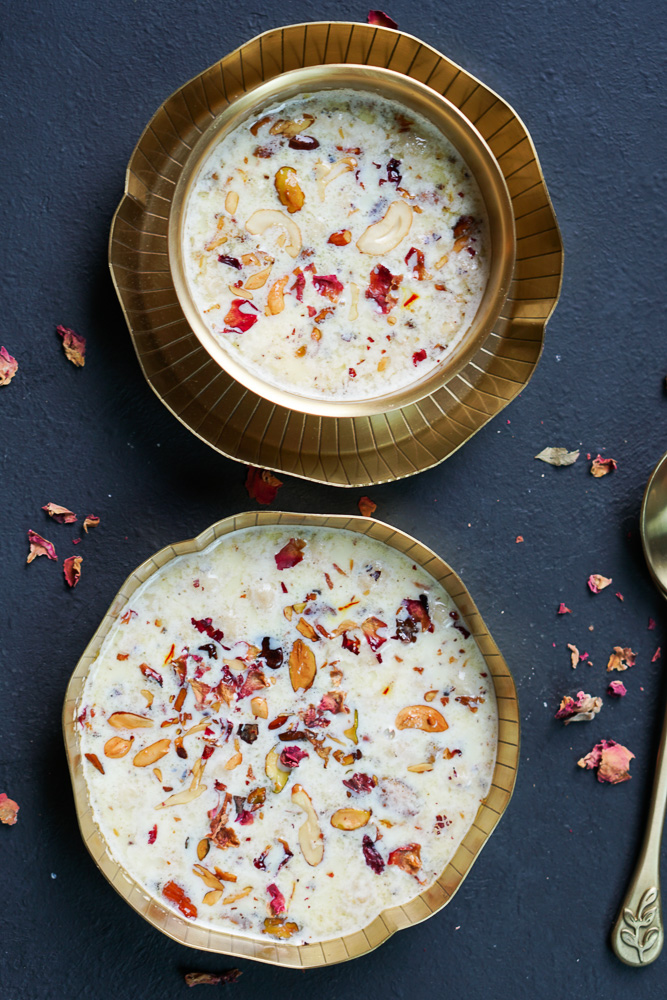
[[109, 21, 562, 486], [63, 512, 519, 968]]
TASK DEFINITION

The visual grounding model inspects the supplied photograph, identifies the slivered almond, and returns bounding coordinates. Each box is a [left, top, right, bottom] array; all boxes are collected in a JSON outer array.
[[225, 190, 239, 214], [203, 890, 224, 906], [223, 885, 253, 904], [104, 736, 134, 758], [296, 617, 319, 641], [244, 264, 273, 290], [107, 712, 153, 730], [292, 784, 324, 866], [140, 689, 154, 708], [283, 605, 294, 621], [230, 285, 253, 301], [133, 738, 171, 767], [435, 254, 449, 270], [224, 751, 242, 770], [197, 838, 210, 861], [407, 763, 434, 773], [192, 864, 226, 891]]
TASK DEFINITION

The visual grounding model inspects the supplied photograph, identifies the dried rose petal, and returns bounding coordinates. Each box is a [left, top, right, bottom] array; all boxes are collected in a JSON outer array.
[[606, 646, 636, 672], [404, 246, 427, 279], [280, 745, 309, 769], [237, 667, 267, 700], [588, 574, 612, 593], [83, 515, 100, 533], [608, 681, 627, 697], [405, 596, 433, 633], [223, 298, 259, 334], [191, 617, 225, 643], [653, 647, 662, 662], [362, 834, 385, 874], [218, 254, 242, 269], [649, 618, 656, 630], [42, 503, 77, 524], [266, 883, 287, 916], [590, 455, 618, 477], [366, 264, 402, 314], [140, 663, 163, 686], [290, 270, 306, 301], [26, 529, 57, 563], [412, 349, 427, 365], [312, 274, 344, 301], [275, 538, 306, 570], [148, 824, 158, 844], [56, 325, 86, 366], [0, 793, 19, 825], [358, 496, 377, 517], [557, 603, 571, 614], [361, 616, 388, 655], [184, 970, 242, 988], [554, 691, 602, 724], [318, 691, 346, 715], [245, 466, 283, 505], [63, 555, 82, 588], [534, 447, 580, 466], [577, 739, 634, 784], [342, 772, 376, 794], [342, 631, 360, 654], [615, 592, 624, 602], [368, 9, 398, 28], [0, 347, 18, 386]]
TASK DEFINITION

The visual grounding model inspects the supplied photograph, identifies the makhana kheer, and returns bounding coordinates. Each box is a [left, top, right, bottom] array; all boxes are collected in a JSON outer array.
[[78, 526, 498, 944], [182, 89, 490, 401]]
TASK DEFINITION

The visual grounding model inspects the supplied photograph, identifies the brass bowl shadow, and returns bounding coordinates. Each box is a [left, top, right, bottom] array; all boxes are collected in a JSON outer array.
[[167, 64, 516, 418], [63, 511, 519, 968]]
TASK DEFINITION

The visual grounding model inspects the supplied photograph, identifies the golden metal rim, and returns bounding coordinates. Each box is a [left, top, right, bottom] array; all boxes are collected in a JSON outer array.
[[63, 511, 520, 968], [109, 20, 563, 487], [641, 449, 667, 600], [167, 62, 516, 418]]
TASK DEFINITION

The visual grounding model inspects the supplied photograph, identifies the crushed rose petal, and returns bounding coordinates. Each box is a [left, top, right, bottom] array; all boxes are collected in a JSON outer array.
[[534, 447, 579, 466], [0, 793, 19, 825], [362, 834, 385, 873], [366, 264, 402, 314], [590, 455, 618, 477], [275, 538, 306, 570], [608, 681, 627, 697], [245, 466, 283, 505], [42, 503, 77, 524], [56, 325, 86, 366], [577, 739, 634, 784], [367, 9, 398, 28], [223, 298, 259, 333], [63, 555, 82, 588], [0, 347, 18, 386], [648, 618, 656, 630], [606, 646, 636, 672], [83, 515, 100, 533], [279, 746, 309, 769], [358, 496, 377, 517], [26, 529, 57, 563], [653, 647, 662, 662], [148, 824, 158, 844], [557, 603, 572, 614], [342, 772, 376, 794], [554, 691, 602, 724], [312, 274, 344, 301], [588, 574, 612, 593], [267, 883, 287, 915]]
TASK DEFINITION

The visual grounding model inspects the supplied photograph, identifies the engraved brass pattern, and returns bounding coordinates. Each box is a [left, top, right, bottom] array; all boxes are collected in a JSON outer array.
[[63, 512, 520, 967], [109, 21, 563, 487]]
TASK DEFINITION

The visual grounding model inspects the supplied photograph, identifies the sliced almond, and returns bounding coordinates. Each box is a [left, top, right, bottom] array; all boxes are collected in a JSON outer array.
[[197, 838, 210, 861], [424, 690, 438, 703], [296, 617, 319, 641], [229, 285, 253, 301], [133, 738, 171, 768], [107, 712, 153, 730], [223, 658, 246, 673], [192, 864, 226, 891], [330, 807, 371, 830], [251, 697, 269, 719], [291, 784, 324, 866], [103, 736, 134, 758], [203, 889, 224, 906], [283, 605, 294, 622], [225, 190, 239, 214], [407, 762, 434, 773], [435, 253, 449, 270], [244, 264, 273, 290], [140, 689, 154, 708], [343, 708, 359, 744], [245, 209, 301, 258], [266, 275, 289, 315], [395, 705, 448, 733], [266, 744, 290, 793], [289, 639, 317, 692], [356, 201, 413, 255], [224, 751, 243, 770], [263, 917, 299, 938]]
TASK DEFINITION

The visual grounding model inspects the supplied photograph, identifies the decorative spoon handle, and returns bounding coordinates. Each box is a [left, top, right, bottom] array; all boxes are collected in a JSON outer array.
[[611, 692, 667, 965]]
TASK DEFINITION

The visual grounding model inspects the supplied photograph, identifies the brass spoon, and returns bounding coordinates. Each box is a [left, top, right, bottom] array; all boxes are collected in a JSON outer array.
[[611, 451, 667, 965]]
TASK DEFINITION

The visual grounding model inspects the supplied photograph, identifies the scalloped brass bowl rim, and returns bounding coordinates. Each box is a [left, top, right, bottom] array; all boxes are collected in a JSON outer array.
[[167, 62, 516, 418], [63, 511, 520, 968]]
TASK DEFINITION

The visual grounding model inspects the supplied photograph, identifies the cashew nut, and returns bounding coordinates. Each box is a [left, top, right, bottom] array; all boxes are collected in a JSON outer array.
[[356, 201, 413, 255], [245, 209, 302, 258]]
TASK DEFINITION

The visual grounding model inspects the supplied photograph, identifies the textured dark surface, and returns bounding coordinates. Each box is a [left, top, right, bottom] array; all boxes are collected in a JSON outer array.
[[1, 2, 666, 998]]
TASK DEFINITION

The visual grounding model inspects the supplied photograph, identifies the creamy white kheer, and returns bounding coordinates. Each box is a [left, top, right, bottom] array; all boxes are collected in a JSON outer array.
[[182, 90, 489, 401], [78, 526, 497, 944]]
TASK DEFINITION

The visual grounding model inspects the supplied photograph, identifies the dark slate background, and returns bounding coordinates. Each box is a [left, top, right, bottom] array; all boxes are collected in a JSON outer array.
[[1, 2, 666, 998]]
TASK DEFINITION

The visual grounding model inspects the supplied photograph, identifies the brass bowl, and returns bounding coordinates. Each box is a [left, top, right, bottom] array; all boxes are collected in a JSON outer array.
[[167, 64, 516, 418], [63, 511, 519, 968], [109, 20, 563, 486]]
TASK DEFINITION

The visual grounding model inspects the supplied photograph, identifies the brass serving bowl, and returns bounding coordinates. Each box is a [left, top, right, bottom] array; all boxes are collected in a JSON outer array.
[[63, 511, 519, 968], [168, 64, 516, 418]]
